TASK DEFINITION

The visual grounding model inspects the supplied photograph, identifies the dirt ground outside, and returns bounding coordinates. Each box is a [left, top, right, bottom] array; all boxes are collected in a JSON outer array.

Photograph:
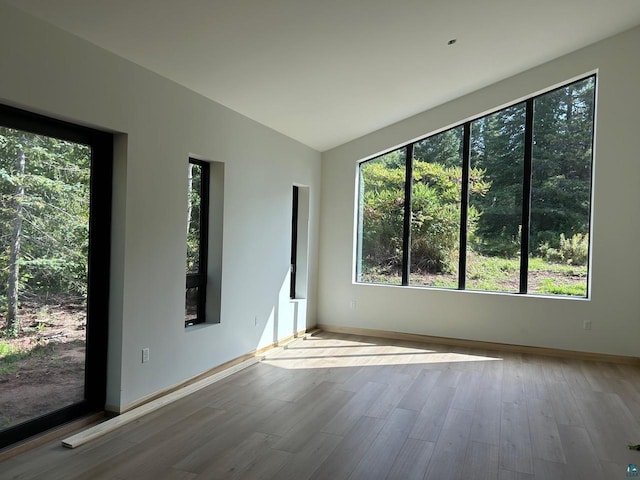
[[0, 301, 86, 431]]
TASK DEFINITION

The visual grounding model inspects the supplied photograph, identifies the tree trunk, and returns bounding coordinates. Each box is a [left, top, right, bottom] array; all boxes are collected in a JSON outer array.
[[6, 140, 25, 333], [186, 162, 194, 236]]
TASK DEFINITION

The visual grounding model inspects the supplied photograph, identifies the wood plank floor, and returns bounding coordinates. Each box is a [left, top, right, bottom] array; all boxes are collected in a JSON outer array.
[[2, 331, 640, 479]]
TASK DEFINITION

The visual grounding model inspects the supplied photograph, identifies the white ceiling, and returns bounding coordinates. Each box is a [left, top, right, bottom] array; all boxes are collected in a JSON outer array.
[[4, 0, 640, 151]]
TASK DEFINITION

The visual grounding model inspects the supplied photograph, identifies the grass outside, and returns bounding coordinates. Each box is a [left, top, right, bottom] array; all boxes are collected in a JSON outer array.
[[0, 341, 31, 375], [361, 253, 587, 297]]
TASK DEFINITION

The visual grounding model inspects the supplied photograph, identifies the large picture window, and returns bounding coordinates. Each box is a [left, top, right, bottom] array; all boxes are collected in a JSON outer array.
[[356, 75, 595, 297]]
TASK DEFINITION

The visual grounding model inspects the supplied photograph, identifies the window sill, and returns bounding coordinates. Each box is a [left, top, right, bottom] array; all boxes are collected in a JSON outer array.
[[184, 322, 219, 333]]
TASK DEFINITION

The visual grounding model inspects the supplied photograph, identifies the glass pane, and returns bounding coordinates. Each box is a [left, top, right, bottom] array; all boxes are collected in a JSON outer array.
[[356, 148, 406, 285], [467, 104, 526, 293], [410, 127, 463, 288], [185, 286, 200, 326], [529, 77, 595, 297], [0, 127, 90, 431], [186, 163, 202, 274]]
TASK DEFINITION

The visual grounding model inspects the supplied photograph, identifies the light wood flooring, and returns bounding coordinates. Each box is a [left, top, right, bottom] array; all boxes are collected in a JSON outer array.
[[2, 331, 640, 479]]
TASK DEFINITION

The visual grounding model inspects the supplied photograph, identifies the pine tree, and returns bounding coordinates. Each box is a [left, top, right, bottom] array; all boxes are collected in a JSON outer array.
[[530, 77, 595, 254], [0, 127, 91, 331]]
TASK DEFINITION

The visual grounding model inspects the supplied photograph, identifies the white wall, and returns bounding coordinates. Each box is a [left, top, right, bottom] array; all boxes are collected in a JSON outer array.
[[319, 26, 640, 358], [0, 4, 321, 410]]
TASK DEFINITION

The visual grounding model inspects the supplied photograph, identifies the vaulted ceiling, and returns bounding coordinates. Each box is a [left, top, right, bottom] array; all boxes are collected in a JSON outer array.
[[4, 0, 640, 151]]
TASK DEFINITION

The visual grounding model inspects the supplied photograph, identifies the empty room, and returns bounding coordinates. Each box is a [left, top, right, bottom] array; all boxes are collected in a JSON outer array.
[[1, 1, 639, 479]]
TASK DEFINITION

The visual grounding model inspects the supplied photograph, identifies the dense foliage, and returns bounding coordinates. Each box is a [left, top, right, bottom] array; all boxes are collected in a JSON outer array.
[[186, 162, 202, 274], [0, 128, 90, 330], [359, 135, 490, 275]]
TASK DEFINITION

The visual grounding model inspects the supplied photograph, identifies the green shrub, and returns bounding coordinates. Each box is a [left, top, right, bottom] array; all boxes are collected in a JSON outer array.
[[360, 160, 406, 273], [471, 224, 521, 258], [360, 156, 489, 275], [539, 233, 589, 266]]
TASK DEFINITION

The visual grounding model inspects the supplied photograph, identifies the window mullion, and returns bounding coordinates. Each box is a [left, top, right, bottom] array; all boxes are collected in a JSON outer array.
[[520, 99, 534, 294], [401, 144, 414, 286]]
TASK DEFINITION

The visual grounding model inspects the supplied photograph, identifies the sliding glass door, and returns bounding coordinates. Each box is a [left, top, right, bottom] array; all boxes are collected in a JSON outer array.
[[0, 105, 112, 448]]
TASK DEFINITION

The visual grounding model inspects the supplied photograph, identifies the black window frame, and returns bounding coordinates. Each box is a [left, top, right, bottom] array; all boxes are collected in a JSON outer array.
[[185, 158, 210, 327], [356, 74, 596, 297], [290, 185, 299, 299], [0, 104, 112, 449]]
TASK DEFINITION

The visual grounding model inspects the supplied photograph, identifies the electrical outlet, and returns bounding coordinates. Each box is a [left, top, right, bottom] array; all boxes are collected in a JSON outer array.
[[142, 347, 150, 363], [583, 320, 592, 330]]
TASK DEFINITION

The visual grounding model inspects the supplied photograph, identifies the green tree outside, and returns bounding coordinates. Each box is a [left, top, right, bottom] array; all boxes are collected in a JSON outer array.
[[0, 127, 90, 332]]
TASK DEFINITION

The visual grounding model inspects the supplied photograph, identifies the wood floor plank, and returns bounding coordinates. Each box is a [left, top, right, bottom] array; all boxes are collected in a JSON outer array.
[[363, 371, 415, 419], [338, 365, 385, 393], [461, 441, 499, 479], [310, 415, 386, 480], [385, 438, 435, 480], [272, 386, 353, 453], [614, 364, 640, 390], [469, 371, 502, 445], [498, 470, 533, 480], [71, 406, 229, 479], [556, 424, 604, 479], [580, 361, 617, 393], [194, 432, 288, 479], [172, 398, 290, 474], [559, 360, 594, 396], [129, 467, 198, 480], [424, 408, 473, 480], [526, 397, 566, 464], [259, 381, 340, 437], [532, 459, 570, 480], [270, 431, 343, 480], [609, 375, 640, 422], [451, 370, 484, 412], [397, 369, 441, 411], [618, 389, 640, 423], [202, 380, 273, 409], [432, 364, 462, 389], [321, 381, 388, 435], [539, 357, 567, 384], [349, 407, 417, 480], [521, 356, 549, 401], [162, 470, 198, 480], [408, 385, 456, 442], [499, 401, 533, 475], [501, 355, 526, 404], [0, 440, 130, 480], [574, 390, 640, 464], [257, 369, 328, 403], [223, 361, 289, 388], [546, 381, 583, 427]]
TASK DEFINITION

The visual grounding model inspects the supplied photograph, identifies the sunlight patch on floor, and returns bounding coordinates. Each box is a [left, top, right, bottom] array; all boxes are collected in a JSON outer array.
[[262, 339, 502, 369]]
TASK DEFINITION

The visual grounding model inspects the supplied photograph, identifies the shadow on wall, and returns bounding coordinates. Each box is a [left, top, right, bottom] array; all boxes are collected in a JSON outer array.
[[256, 267, 307, 351]]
